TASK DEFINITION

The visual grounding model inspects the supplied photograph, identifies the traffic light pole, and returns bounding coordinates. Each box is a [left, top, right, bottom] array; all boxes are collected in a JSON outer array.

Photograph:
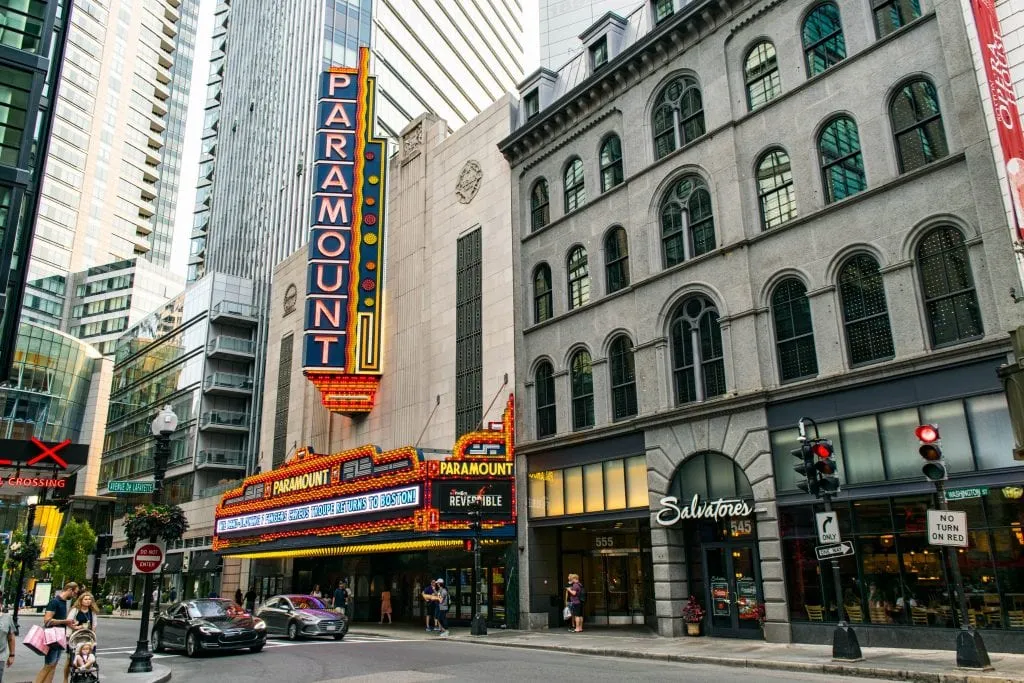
[[469, 502, 487, 636], [821, 492, 861, 661], [934, 480, 991, 670]]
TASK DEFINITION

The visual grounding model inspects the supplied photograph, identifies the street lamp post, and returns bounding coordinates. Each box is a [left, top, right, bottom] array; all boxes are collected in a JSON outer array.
[[468, 501, 487, 636], [10, 494, 39, 631], [127, 406, 177, 674]]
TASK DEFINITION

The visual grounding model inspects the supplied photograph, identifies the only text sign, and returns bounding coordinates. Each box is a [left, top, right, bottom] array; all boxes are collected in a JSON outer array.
[[927, 509, 968, 547]]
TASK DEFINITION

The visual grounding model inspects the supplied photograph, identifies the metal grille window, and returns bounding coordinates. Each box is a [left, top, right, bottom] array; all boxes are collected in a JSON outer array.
[[745, 41, 781, 110], [604, 227, 629, 294], [802, 3, 846, 77], [456, 229, 483, 437], [609, 336, 638, 419], [271, 334, 294, 469], [772, 279, 818, 382], [530, 179, 549, 231], [652, 75, 705, 159], [872, 0, 921, 37], [0, 66, 33, 165], [757, 149, 797, 230], [563, 158, 586, 213], [535, 362, 557, 438], [0, 0, 47, 52], [819, 116, 866, 203], [660, 176, 715, 268], [890, 79, 948, 173], [670, 297, 725, 404], [917, 227, 983, 347], [566, 246, 590, 310], [599, 135, 624, 192], [533, 263, 553, 323], [570, 350, 594, 430], [839, 254, 895, 366]]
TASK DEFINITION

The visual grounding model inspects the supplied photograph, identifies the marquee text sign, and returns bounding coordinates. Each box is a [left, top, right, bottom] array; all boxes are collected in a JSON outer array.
[[303, 47, 387, 414], [655, 495, 754, 526]]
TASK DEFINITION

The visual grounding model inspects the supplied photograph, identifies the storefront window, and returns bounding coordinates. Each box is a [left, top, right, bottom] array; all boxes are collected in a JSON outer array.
[[919, 401, 972, 474], [839, 415, 883, 484], [564, 466, 584, 515], [626, 456, 647, 508], [967, 394, 1015, 470], [528, 455, 648, 519], [603, 460, 627, 510], [584, 463, 605, 512], [528, 475, 546, 518]]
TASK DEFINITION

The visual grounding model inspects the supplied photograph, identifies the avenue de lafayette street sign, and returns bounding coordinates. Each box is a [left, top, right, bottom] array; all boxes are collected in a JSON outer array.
[[107, 480, 155, 494], [815, 541, 855, 561]]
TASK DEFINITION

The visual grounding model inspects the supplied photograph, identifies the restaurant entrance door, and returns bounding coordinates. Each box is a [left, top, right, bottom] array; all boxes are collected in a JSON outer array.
[[702, 541, 763, 638]]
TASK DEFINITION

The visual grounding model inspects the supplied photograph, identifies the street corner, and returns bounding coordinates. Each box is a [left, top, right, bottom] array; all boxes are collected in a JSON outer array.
[[100, 663, 172, 683]]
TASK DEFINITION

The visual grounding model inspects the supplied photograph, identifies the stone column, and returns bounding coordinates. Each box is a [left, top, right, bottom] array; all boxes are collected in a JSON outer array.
[[881, 261, 927, 357], [651, 523, 688, 636], [590, 357, 610, 425], [806, 285, 844, 377]]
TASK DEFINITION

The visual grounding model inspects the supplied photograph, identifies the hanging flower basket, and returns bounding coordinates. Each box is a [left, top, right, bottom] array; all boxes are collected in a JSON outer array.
[[124, 504, 189, 544], [8, 537, 41, 570]]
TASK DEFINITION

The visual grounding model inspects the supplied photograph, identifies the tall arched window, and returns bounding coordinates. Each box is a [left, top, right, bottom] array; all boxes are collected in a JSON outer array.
[[609, 336, 638, 419], [756, 149, 796, 230], [745, 41, 781, 110], [535, 361, 557, 438], [600, 135, 624, 192], [661, 176, 715, 268], [604, 227, 629, 294], [670, 297, 726, 404], [533, 263, 553, 323], [567, 246, 590, 310], [652, 75, 705, 160], [772, 278, 818, 381], [917, 227, 983, 346], [564, 158, 586, 212], [872, 0, 921, 37], [530, 179, 550, 231], [838, 254, 895, 365], [819, 116, 866, 204], [570, 349, 594, 430], [891, 79, 948, 173], [802, 3, 846, 77]]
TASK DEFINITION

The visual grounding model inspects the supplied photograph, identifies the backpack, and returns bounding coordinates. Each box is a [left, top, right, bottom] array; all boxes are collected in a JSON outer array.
[[577, 584, 586, 604]]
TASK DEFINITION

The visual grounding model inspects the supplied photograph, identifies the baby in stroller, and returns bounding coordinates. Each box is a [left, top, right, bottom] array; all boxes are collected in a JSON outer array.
[[68, 629, 99, 683]]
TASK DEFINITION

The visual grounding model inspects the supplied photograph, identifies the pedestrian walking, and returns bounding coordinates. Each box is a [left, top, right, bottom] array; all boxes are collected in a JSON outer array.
[[379, 590, 392, 624], [234, 588, 243, 607], [566, 573, 584, 633], [421, 580, 437, 631], [168, 587, 177, 604], [332, 581, 349, 616], [434, 579, 450, 637], [0, 606, 16, 682], [34, 581, 79, 683], [244, 585, 257, 613]]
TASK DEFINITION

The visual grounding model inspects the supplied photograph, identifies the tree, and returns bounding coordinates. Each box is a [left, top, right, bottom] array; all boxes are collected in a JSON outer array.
[[49, 518, 96, 586]]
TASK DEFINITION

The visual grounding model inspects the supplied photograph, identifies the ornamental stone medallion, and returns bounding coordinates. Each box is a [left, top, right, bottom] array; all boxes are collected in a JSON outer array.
[[455, 160, 482, 204], [283, 283, 298, 315]]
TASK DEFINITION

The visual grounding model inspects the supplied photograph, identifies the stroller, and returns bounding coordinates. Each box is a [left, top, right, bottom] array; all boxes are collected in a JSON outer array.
[[67, 628, 99, 683]]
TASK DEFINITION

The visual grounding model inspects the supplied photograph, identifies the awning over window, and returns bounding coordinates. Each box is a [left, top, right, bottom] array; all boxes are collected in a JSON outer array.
[[105, 557, 132, 576], [189, 551, 222, 573], [161, 553, 183, 573]]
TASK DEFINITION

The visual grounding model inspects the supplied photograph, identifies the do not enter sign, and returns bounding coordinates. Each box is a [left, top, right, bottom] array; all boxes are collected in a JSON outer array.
[[132, 541, 165, 574]]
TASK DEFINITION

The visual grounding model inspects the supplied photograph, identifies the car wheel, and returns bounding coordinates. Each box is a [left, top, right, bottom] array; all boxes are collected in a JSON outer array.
[[287, 621, 299, 641], [250, 644, 264, 652], [152, 629, 164, 653], [333, 633, 344, 641], [186, 631, 202, 658]]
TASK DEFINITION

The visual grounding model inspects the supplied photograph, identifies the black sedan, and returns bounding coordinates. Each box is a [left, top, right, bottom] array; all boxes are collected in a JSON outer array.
[[152, 598, 267, 657], [256, 594, 348, 640]]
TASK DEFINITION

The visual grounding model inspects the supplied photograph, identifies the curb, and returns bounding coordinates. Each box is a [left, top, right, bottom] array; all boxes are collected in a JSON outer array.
[[449, 638, 1022, 683]]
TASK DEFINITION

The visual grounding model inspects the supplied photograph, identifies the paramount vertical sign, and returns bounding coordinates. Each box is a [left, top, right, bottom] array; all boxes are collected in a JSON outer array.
[[303, 47, 387, 413]]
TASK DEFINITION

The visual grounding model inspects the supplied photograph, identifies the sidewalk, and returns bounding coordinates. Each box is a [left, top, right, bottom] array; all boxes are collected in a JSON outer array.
[[349, 623, 1023, 683]]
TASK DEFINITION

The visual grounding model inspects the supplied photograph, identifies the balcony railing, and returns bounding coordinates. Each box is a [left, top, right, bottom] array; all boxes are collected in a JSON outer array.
[[199, 410, 250, 430], [203, 372, 253, 393], [197, 449, 247, 467], [198, 479, 243, 500], [207, 336, 255, 357], [210, 301, 259, 325]]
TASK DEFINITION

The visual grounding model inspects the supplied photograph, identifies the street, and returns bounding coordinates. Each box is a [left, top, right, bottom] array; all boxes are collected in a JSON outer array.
[[2, 616, 898, 683]]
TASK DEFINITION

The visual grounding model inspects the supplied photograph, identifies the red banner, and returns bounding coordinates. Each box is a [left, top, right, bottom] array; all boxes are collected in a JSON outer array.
[[972, 0, 1024, 240]]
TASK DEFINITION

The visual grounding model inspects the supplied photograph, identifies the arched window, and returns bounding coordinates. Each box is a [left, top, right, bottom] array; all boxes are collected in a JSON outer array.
[[756, 149, 796, 230], [530, 179, 550, 231], [819, 116, 866, 204], [891, 79, 948, 173], [570, 349, 594, 429], [838, 254, 895, 365], [772, 279, 818, 382], [604, 227, 629, 294], [802, 3, 846, 76], [600, 135, 624, 192], [535, 361, 557, 438], [872, 0, 922, 37], [670, 297, 726, 404], [609, 336, 638, 419], [567, 246, 590, 310], [652, 75, 705, 160], [917, 227, 983, 346], [660, 175, 715, 268], [564, 158, 586, 212], [745, 41, 781, 110], [533, 264, 553, 323]]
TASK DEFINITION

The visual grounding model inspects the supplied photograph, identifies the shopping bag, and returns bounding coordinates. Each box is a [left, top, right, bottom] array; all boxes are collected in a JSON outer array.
[[43, 627, 66, 649], [22, 625, 48, 656], [562, 606, 572, 621]]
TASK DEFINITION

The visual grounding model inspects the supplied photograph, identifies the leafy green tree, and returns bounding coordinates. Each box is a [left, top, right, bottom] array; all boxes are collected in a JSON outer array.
[[49, 518, 96, 586]]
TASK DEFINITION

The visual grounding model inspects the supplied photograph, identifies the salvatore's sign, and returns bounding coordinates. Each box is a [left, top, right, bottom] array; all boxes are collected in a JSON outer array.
[[655, 495, 754, 527]]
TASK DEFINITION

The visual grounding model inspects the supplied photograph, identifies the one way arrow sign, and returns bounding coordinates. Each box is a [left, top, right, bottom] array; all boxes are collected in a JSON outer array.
[[815, 541, 855, 561]]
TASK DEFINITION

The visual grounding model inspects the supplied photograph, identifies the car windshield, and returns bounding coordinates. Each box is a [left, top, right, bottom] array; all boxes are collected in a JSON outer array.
[[290, 596, 326, 610], [187, 600, 233, 619]]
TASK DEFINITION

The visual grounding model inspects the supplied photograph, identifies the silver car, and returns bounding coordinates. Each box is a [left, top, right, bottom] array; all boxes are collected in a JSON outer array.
[[255, 594, 349, 640]]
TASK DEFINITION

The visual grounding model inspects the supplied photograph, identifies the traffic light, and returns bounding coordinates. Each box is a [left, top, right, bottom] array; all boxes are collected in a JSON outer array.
[[791, 441, 820, 496], [916, 424, 947, 481], [812, 439, 840, 494], [468, 501, 482, 533], [463, 538, 477, 552], [95, 533, 113, 554]]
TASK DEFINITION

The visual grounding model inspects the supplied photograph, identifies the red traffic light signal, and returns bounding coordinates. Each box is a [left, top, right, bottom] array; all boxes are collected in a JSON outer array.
[[915, 424, 939, 444], [812, 441, 832, 458], [463, 539, 477, 552]]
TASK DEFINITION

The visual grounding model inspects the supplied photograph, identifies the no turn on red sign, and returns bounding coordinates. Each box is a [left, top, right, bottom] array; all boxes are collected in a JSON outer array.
[[132, 541, 165, 574]]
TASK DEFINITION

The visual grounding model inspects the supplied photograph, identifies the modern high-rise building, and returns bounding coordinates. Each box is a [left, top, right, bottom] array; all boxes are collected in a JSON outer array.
[[0, 0, 72, 376], [27, 0, 199, 281]]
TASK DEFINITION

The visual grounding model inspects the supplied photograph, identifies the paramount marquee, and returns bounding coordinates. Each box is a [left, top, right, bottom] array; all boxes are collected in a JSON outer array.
[[213, 397, 517, 558]]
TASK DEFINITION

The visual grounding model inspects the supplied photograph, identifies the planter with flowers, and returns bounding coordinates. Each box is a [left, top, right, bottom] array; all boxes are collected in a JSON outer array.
[[124, 503, 189, 545], [682, 595, 706, 636]]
